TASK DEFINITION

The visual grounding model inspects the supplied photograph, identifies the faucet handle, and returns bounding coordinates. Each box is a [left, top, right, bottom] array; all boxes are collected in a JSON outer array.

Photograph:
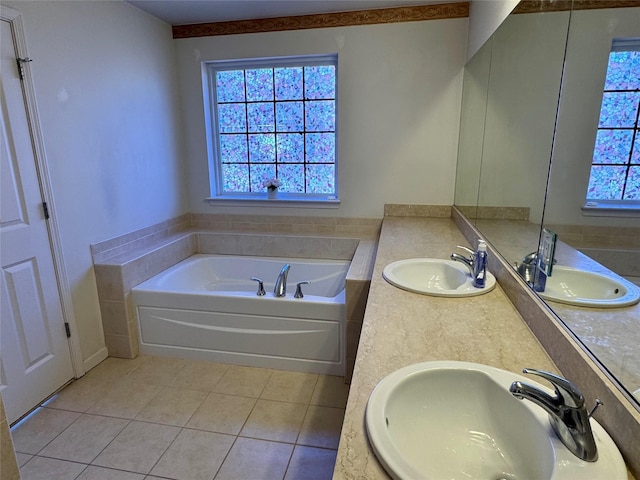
[[455, 245, 475, 256], [522, 368, 585, 408], [294, 281, 310, 299], [250, 277, 266, 296]]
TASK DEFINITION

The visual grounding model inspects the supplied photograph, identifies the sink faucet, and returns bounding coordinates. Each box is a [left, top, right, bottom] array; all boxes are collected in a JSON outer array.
[[450, 245, 475, 276], [509, 368, 599, 462], [274, 263, 290, 297]]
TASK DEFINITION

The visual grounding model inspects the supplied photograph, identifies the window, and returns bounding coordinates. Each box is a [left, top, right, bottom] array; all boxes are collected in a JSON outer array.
[[204, 55, 337, 201], [586, 39, 640, 207]]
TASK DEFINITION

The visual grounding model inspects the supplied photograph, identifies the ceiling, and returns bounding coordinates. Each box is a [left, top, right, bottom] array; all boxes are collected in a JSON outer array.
[[126, 0, 454, 26]]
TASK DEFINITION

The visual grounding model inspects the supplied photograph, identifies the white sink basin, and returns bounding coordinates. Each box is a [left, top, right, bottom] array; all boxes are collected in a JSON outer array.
[[539, 266, 640, 308], [382, 258, 496, 297], [366, 361, 626, 480]]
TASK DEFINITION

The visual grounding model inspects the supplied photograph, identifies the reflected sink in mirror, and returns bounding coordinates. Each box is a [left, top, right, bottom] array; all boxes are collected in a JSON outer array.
[[365, 361, 626, 480], [539, 266, 640, 308], [382, 258, 496, 297]]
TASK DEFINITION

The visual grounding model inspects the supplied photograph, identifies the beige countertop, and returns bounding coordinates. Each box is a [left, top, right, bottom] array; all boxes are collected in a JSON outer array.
[[333, 216, 562, 479]]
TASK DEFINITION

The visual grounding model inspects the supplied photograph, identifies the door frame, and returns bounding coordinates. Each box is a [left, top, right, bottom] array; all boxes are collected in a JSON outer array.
[[1, 5, 84, 378]]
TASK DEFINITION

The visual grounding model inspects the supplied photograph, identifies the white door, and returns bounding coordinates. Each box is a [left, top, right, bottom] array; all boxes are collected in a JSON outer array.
[[1, 18, 74, 424]]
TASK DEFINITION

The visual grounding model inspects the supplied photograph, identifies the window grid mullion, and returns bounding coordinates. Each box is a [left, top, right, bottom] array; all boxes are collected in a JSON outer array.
[[621, 97, 640, 198], [272, 69, 278, 187], [302, 67, 308, 193]]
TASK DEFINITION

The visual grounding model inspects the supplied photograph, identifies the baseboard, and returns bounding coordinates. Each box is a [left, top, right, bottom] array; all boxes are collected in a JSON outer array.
[[82, 347, 108, 374]]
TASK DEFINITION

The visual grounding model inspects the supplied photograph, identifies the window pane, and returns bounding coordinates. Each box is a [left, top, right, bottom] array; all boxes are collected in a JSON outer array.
[[592, 129, 633, 164], [605, 51, 640, 91], [633, 131, 640, 164], [250, 163, 276, 192], [306, 164, 335, 193], [218, 103, 247, 133], [586, 165, 626, 200], [222, 164, 249, 192], [306, 133, 335, 163], [275, 67, 303, 100], [306, 101, 335, 132], [277, 133, 304, 163], [623, 167, 640, 199], [276, 102, 304, 132], [278, 164, 305, 192], [216, 70, 245, 102], [220, 134, 248, 163], [247, 103, 274, 133], [598, 92, 639, 128], [246, 69, 274, 101], [249, 134, 276, 163], [304, 65, 336, 99]]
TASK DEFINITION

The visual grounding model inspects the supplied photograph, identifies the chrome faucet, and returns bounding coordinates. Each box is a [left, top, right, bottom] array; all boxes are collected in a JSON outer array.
[[450, 245, 475, 276], [509, 368, 599, 462], [274, 263, 290, 297]]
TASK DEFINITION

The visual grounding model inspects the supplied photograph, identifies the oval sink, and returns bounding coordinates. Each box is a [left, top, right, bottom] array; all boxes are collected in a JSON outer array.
[[366, 361, 626, 480], [539, 266, 640, 308], [382, 258, 496, 297]]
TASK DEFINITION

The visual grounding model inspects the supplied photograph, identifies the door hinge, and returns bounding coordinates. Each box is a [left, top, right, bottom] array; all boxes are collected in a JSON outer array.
[[64, 322, 71, 338], [42, 201, 50, 219], [16, 57, 32, 81]]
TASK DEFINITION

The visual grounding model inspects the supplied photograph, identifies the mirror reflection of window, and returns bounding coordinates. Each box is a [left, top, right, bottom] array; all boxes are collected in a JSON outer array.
[[586, 39, 640, 206]]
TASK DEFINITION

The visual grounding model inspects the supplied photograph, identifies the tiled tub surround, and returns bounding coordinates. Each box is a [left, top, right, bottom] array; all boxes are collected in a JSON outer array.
[[92, 214, 380, 382], [453, 208, 640, 478]]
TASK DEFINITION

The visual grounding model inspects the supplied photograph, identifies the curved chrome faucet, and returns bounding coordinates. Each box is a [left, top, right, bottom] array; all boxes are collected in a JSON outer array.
[[274, 263, 290, 297], [509, 368, 599, 462], [450, 245, 475, 276]]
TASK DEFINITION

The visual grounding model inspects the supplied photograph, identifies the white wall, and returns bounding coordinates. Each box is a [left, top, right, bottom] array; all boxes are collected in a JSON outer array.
[[175, 19, 468, 218], [545, 6, 640, 227], [466, 0, 519, 61], [4, 0, 187, 366]]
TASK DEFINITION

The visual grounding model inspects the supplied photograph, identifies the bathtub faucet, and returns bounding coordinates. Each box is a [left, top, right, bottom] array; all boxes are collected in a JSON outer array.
[[274, 264, 290, 297]]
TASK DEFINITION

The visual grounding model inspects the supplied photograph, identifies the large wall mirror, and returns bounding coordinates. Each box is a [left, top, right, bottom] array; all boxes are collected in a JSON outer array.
[[455, 1, 640, 409]]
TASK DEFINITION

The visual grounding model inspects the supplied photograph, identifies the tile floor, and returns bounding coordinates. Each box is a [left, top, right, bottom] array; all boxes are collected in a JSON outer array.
[[10, 356, 349, 480]]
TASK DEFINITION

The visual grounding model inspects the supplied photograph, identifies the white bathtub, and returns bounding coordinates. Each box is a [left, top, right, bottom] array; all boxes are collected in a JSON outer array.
[[132, 254, 350, 375]]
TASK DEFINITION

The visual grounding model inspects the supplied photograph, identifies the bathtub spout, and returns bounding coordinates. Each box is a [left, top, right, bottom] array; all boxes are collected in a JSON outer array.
[[274, 264, 290, 297]]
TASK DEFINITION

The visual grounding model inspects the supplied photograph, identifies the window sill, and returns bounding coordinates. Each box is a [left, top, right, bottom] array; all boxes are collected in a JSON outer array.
[[582, 201, 640, 217], [206, 195, 340, 209]]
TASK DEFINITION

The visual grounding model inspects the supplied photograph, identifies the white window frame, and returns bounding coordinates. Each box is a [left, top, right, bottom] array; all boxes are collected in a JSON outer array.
[[202, 54, 339, 206]]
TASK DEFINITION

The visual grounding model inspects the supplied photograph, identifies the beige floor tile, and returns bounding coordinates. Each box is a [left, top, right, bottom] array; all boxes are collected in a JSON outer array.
[[11, 408, 81, 455], [169, 360, 229, 391], [135, 387, 207, 426], [84, 356, 147, 382], [126, 355, 187, 386], [43, 375, 109, 413], [86, 378, 162, 419], [260, 370, 318, 404], [150, 428, 234, 480], [19, 456, 86, 480], [15, 452, 33, 467], [213, 365, 273, 397], [39, 414, 129, 463], [186, 393, 255, 435], [214, 437, 293, 480], [75, 465, 145, 480], [310, 375, 349, 408], [297, 406, 345, 450], [284, 445, 337, 480], [240, 399, 307, 443], [92, 420, 180, 474]]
